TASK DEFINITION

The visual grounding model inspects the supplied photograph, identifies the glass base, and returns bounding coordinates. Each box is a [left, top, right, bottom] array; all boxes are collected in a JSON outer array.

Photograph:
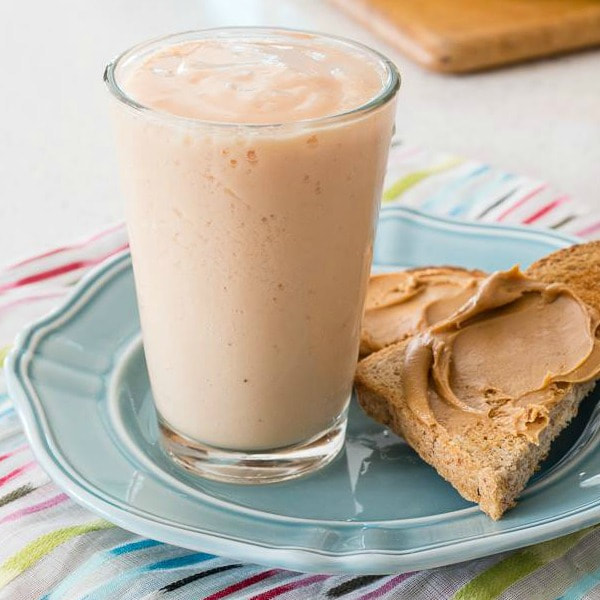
[[159, 407, 348, 484]]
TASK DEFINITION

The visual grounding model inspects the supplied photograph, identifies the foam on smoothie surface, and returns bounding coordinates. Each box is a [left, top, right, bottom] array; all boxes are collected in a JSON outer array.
[[123, 35, 385, 124]]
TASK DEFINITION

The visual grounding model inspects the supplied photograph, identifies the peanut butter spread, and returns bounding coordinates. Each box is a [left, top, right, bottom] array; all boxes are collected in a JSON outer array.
[[402, 266, 600, 444], [362, 268, 484, 353]]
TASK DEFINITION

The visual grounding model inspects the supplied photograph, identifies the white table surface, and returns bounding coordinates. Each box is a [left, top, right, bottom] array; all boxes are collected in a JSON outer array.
[[1, 0, 599, 265]]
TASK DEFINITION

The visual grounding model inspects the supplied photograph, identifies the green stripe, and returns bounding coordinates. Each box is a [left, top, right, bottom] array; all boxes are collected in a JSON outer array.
[[0, 345, 10, 368], [0, 484, 35, 508], [382, 157, 463, 203], [453, 527, 596, 600], [0, 519, 114, 586]]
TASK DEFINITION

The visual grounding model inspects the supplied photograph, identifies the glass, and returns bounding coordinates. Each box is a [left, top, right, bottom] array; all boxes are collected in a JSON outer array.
[[104, 27, 399, 483]]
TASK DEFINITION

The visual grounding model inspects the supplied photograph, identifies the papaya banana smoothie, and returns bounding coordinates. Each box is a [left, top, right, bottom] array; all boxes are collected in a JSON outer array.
[[105, 28, 399, 482]]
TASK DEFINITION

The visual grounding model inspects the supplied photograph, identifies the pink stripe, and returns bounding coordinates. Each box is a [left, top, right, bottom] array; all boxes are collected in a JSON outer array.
[[204, 569, 281, 600], [0, 492, 68, 524], [0, 461, 36, 487], [358, 572, 416, 599], [496, 184, 547, 222], [576, 220, 600, 238], [249, 574, 330, 600], [0, 444, 28, 463], [0, 244, 129, 294], [0, 292, 64, 317], [521, 195, 569, 225], [6, 223, 126, 270]]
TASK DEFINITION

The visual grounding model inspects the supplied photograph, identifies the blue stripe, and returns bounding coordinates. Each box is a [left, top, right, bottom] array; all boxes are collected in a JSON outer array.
[[0, 405, 15, 419], [421, 164, 490, 213], [448, 172, 514, 217], [43, 538, 165, 600], [559, 567, 600, 599], [82, 552, 215, 599], [143, 552, 215, 571], [110, 538, 162, 556], [0, 393, 11, 409]]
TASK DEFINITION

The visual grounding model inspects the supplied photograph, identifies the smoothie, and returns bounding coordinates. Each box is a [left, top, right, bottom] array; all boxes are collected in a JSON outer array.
[[107, 29, 398, 453]]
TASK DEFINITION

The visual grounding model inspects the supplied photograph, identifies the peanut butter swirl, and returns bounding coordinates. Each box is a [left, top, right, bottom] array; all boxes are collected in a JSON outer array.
[[362, 268, 483, 354], [402, 266, 600, 443]]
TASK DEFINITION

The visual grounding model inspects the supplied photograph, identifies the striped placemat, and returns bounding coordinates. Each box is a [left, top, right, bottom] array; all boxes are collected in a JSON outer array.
[[0, 143, 599, 600]]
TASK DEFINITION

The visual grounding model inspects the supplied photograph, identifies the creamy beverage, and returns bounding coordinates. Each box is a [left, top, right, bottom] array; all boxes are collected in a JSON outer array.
[[105, 29, 399, 481]]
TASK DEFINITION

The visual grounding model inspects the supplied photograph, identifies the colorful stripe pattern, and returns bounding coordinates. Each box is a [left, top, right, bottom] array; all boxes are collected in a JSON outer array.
[[0, 143, 599, 599]]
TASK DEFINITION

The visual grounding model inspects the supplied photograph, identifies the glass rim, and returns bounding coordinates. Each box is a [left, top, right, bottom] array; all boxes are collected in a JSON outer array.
[[103, 26, 400, 129]]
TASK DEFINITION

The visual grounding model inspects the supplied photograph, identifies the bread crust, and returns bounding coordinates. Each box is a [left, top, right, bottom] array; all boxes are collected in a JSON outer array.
[[526, 241, 600, 313]]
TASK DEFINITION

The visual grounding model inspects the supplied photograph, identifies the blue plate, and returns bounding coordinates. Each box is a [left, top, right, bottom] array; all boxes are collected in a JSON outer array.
[[6, 206, 600, 575]]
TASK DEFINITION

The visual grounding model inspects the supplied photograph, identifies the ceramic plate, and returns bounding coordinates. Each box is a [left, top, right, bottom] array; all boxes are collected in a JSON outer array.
[[7, 206, 600, 575]]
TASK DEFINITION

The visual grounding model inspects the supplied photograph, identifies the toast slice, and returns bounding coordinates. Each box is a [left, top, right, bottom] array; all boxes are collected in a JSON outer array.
[[355, 243, 600, 519]]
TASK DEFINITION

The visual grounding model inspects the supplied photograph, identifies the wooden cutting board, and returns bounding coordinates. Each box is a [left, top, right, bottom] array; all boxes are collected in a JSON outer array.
[[331, 0, 600, 73]]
